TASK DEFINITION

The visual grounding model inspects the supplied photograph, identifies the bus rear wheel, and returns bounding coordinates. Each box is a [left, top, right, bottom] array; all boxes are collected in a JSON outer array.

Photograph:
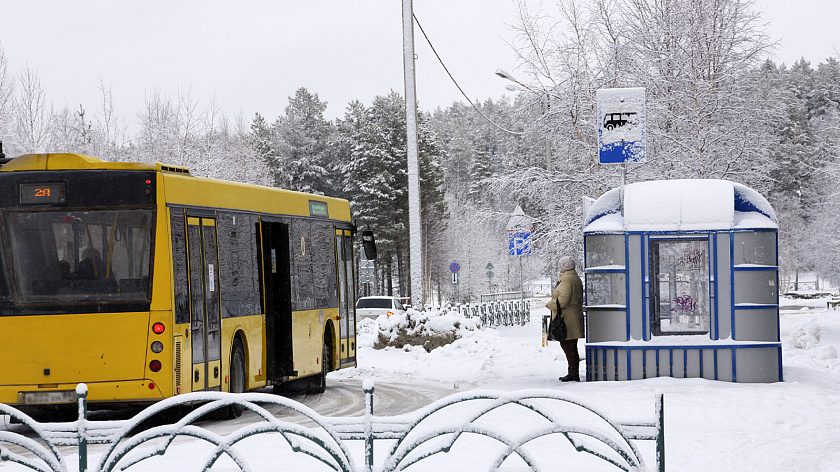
[[310, 338, 332, 394], [226, 339, 246, 419]]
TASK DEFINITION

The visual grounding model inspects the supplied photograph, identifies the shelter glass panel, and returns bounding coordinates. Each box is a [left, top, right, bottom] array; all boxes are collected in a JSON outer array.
[[649, 239, 710, 336], [585, 272, 626, 307], [733, 232, 777, 266], [585, 234, 625, 268], [734, 270, 778, 305]]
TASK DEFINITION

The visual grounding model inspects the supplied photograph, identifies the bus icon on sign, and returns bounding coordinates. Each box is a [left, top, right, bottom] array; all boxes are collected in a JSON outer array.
[[602, 112, 637, 131]]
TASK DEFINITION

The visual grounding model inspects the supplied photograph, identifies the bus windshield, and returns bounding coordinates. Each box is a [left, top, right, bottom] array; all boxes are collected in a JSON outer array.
[[3, 209, 154, 305]]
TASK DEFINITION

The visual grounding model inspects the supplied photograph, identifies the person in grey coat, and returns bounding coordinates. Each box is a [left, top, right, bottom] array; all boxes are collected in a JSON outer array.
[[545, 255, 585, 381]]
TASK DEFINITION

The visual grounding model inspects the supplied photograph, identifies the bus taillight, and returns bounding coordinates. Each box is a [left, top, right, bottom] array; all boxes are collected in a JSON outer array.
[[149, 360, 162, 372], [152, 323, 165, 334]]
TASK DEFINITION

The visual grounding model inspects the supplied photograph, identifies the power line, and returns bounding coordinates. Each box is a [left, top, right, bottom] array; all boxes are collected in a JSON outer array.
[[412, 14, 524, 136]]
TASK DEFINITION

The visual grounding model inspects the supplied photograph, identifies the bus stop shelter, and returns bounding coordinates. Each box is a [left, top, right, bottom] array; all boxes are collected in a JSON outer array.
[[583, 179, 782, 382]]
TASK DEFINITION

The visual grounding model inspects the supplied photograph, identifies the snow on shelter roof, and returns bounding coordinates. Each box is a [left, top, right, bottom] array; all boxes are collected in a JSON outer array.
[[583, 179, 777, 233]]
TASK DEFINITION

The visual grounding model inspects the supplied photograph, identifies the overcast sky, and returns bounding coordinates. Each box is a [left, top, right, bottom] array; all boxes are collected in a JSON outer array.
[[1, 0, 838, 127]]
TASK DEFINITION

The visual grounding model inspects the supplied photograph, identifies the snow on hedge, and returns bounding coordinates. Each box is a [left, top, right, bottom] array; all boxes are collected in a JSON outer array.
[[361, 308, 480, 352]]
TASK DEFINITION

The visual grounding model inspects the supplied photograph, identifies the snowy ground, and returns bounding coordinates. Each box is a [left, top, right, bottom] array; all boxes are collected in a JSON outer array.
[[3, 297, 839, 471], [332, 297, 840, 471]]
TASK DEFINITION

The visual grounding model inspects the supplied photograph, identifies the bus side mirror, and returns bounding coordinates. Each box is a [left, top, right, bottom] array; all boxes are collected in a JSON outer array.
[[361, 229, 377, 260]]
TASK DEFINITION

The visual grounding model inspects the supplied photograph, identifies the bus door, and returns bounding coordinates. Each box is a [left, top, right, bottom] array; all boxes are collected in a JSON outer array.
[[186, 216, 222, 391], [260, 220, 294, 380], [335, 230, 356, 367]]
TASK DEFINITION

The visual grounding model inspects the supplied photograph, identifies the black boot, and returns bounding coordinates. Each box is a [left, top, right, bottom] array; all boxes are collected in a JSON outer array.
[[559, 373, 580, 382]]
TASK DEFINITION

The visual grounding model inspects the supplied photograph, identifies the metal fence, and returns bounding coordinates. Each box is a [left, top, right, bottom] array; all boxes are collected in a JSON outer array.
[[0, 382, 664, 472], [449, 299, 532, 328], [479, 291, 533, 303]]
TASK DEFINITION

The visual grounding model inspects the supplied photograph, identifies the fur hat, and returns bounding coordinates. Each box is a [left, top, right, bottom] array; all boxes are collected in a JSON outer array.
[[560, 256, 576, 272]]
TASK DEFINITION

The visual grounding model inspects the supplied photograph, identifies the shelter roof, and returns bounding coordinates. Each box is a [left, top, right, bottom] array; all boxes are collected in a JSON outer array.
[[583, 179, 777, 233]]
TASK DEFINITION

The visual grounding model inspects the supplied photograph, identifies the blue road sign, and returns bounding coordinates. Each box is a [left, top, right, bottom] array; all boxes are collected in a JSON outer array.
[[508, 230, 532, 256]]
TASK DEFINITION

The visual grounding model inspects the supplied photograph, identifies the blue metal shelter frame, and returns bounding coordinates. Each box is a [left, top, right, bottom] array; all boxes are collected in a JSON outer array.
[[583, 181, 782, 383]]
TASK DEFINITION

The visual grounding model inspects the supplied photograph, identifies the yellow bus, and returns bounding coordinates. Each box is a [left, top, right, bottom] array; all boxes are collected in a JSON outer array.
[[0, 153, 372, 418]]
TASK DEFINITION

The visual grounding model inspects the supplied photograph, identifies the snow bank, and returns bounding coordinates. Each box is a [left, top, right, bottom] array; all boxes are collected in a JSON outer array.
[[365, 309, 480, 353]]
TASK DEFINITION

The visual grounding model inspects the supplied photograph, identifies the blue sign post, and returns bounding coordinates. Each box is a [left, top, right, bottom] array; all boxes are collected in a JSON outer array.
[[506, 206, 532, 300]]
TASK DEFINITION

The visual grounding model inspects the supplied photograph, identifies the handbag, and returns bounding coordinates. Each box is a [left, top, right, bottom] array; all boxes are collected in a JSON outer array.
[[547, 298, 567, 341]]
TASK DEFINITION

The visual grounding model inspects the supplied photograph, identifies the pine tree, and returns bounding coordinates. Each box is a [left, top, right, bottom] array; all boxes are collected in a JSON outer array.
[[269, 88, 333, 194], [250, 112, 274, 176]]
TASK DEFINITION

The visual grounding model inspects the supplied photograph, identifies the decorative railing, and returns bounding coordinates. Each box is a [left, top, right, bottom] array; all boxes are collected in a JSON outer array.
[[1, 381, 663, 472], [451, 299, 532, 328], [479, 291, 534, 303]]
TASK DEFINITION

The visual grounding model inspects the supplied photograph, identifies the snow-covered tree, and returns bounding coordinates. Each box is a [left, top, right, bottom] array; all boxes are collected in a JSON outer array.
[[14, 66, 51, 153], [490, 0, 780, 268], [774, 58, 840, 286], [417, 112, 449, 304], [250, 112, 275, 179], [339, 92, 409, 296], [48, 104, 91, 154], [136, 88, 179, 163], [269, 87, 334, 195], [0, 43, 14, 154]]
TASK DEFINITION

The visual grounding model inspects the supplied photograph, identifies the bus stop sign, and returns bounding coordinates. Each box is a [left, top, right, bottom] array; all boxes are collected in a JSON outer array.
[[596, 87, 646, 164]]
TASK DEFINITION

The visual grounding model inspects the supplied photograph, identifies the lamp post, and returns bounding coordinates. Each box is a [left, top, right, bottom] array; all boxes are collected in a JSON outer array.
[[402, 0, 423, 309]]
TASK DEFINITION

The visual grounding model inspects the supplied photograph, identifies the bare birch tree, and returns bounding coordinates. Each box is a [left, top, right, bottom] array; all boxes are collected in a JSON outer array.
[[0, 43, 14, 153], [14, 66, 51, 153]]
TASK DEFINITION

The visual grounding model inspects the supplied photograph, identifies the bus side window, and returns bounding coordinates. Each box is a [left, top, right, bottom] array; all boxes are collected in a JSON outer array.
[[0, 246, 10, 301], [171, 210, 190, 325]]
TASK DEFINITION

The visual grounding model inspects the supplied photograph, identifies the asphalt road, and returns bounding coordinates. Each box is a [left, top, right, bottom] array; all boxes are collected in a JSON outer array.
[[0, 378, 456, 462]]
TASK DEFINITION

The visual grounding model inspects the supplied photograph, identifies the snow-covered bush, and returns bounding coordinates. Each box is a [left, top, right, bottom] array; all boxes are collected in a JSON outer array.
[[791, 323, 822, 350], [372, 308, 479, 352]]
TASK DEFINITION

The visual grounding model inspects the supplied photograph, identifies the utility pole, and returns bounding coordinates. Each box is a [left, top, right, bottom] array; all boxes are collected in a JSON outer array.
[[402, 0, 423, 309]]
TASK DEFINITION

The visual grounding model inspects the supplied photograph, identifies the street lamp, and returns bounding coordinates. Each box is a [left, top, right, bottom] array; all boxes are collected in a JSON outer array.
[[495, 69, 534, 92], [495, 68, 515, 79], [495, 68, 553, 166]]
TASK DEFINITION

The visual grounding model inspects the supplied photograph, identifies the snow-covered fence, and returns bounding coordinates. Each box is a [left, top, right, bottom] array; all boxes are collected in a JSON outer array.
[[479, 291, 533, 303], [1, 381, 664, 472], [452, 299, 531, 328]]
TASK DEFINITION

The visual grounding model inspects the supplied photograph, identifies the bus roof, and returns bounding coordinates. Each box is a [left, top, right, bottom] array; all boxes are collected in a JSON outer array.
[[0, 153, 170, 172], [1, 153, 352, 222]]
